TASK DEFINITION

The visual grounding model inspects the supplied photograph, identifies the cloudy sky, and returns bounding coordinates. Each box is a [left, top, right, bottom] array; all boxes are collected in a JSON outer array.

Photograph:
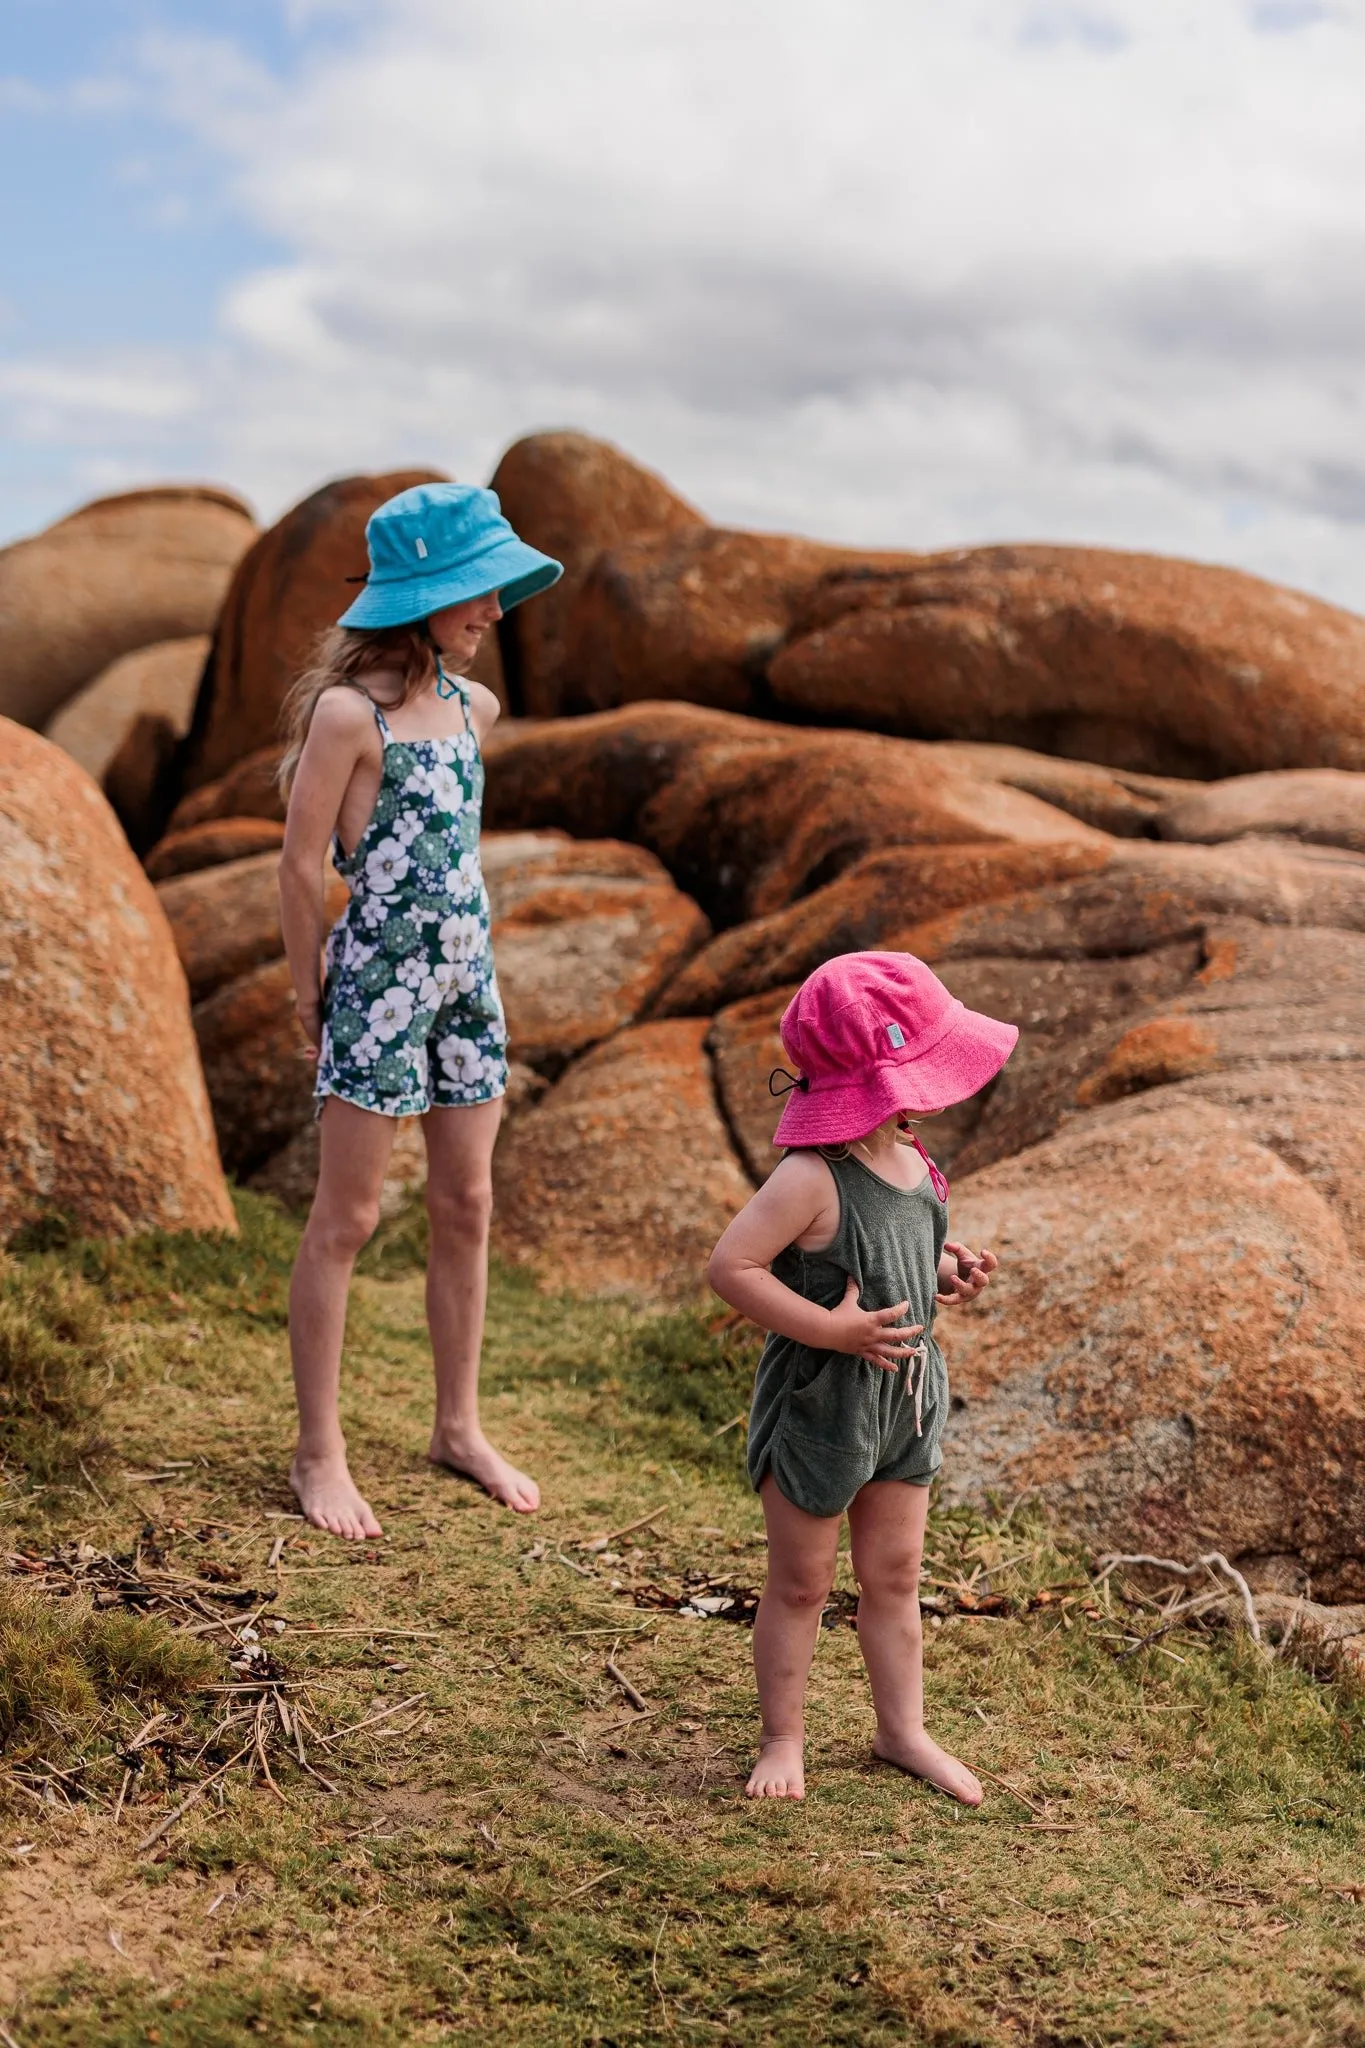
[[3, 0, 1364, 607]]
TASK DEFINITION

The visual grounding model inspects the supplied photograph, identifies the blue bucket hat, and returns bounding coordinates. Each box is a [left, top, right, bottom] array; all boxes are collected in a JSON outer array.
[[337, 481, 562, 630]]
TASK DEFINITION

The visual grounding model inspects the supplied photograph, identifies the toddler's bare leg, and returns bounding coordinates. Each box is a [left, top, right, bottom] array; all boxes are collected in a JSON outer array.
[[847, 1480, 982, 1805], [747, 1477, 841, 1799], [288, 1098, 395, 1539], [423, 1099, 539, 1513]]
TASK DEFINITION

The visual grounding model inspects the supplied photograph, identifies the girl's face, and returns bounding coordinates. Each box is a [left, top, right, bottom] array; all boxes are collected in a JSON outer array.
[[427, 590, 503, 672]]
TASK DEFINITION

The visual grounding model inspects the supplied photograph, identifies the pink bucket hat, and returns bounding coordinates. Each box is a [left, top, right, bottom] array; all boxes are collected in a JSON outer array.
[[772, 951, 1018, 1148]]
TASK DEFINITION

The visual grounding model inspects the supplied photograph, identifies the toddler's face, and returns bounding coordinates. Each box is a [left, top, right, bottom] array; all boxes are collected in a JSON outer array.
[[428, 592, 503, 670]]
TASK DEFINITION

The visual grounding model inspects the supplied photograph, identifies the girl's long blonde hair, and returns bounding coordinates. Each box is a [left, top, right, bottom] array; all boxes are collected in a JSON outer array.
[[277, 622, 439, 792]]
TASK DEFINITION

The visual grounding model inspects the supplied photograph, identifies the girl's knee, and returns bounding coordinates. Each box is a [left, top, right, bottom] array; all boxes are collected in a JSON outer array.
[[426, 1175, 493, 1241], [307, 1195, 382, 1260]]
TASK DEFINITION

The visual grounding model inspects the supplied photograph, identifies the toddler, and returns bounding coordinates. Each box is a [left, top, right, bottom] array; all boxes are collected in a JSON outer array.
[[707, 951, 1017, 1802]]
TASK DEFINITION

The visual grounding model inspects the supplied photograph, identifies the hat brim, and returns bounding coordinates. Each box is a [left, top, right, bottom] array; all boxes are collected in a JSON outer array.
[[337, 536, 562, 629], [773, 1005, 1018, 1148]]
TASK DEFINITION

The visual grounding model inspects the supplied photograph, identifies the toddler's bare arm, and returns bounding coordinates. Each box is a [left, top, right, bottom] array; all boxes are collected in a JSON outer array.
[[708, 1155, 922, 1369]]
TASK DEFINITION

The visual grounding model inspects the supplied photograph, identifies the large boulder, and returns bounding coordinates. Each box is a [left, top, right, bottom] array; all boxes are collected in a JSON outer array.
[[481, 832, 710, 1069], [0, 718, 235, 1240], [484, 702, 1108, 927], [1156, 768, 1365, 853], [0, 488, 253, 732], [657, 841, 1112, 1016], [144, 817, 286, 883], [492, 1018, 751, 1298], [44, 635, 208, 785], [156, 851, 348, 1002], [490, 431, 703, 717], [173, 469, 445, 799], [192, 958, 317, 1177], [166, 746, 287, 834], [938, 1091, 1365, 1600], [930, 741, 1194, 838], [561, 525, 867, 718], [767, 544, 1365, 778]]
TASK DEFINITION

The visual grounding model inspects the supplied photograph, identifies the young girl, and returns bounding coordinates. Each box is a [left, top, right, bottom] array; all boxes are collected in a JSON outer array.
[[277, 482, 561, 1540], [707, 951, 1018, 1803]]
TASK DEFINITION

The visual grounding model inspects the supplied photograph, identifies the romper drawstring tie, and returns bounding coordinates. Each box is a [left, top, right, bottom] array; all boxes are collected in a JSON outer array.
[[906, 1338, 929, 1435]]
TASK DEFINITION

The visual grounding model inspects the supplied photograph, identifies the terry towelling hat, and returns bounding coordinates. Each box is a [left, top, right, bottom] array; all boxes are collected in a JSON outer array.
[[772, 951, 1018, 1149], [337, 482, 563, 630]]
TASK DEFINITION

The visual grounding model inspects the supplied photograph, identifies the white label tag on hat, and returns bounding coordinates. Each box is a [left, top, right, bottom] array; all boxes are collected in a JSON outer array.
[[414, 536, 428, 559], [886, 1022, 905, 1049]]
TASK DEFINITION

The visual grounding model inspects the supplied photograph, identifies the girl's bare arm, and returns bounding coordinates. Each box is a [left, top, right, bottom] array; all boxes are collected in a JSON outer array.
[[278, 690, 373, 1045], [707, 1154, 921, 1369], [469, 679, 501, 745]]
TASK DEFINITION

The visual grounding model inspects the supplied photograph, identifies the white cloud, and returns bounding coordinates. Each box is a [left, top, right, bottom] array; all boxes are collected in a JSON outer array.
[[3, 0, 1365, 611]]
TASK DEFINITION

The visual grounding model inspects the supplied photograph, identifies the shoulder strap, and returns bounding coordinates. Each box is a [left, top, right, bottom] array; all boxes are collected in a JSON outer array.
[[907, 1133, 949, 1202], [371, 699, 393, 743]]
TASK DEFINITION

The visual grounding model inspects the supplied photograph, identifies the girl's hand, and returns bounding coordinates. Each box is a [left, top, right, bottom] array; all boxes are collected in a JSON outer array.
[[936, 1241, 998, 1305], [828, 1276, 924, 1371], [295, 997, 323, 1056]]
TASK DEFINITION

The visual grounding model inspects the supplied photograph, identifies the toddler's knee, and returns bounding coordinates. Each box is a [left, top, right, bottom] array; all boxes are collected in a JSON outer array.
[[427, 1176, 493, 1241], [856, 1547, 923, 1605], [768, 1563, 836, 1613]]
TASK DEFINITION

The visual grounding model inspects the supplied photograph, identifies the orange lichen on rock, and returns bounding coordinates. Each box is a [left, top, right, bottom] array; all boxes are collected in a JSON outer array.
[[1075, 1017, 1220, 1105]]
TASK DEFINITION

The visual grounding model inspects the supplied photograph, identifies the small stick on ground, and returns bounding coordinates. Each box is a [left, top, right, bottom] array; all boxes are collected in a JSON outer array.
[[554, 1866, 619, 1901], [134, 1740, 254, 1854], [78, 1459, 110, 1509], [267, 1534, 286, 1571], [605, 1659, 650, 1713], [970, 1765, 1047, 1818], [111, 1768, 132, 1826], [651, 1912, 672, 2030], [609, 1504, 668, 1545]]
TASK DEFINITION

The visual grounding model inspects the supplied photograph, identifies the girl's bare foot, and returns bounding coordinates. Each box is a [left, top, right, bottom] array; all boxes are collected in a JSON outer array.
[[289, 1453, 383, 1541], [873, 1731, 983, 1806], [745, 1736, 805, 1800], [428, 1426, 540, 1513]]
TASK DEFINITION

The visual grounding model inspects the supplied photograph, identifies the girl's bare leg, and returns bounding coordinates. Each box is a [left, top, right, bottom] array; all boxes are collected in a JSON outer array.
[[423, 1098, 539, 1513], [288, 1098, 395, 1539], [846, 1481, 982, 1805], [747, 1476, 841, 1799]]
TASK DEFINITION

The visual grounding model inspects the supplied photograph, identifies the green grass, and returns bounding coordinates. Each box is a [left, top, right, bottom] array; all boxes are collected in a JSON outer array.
[[2, 1195, 1364, 2046]]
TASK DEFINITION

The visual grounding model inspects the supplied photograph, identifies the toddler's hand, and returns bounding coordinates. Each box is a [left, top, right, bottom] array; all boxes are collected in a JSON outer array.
[[828, 1276, 924, 1372], [936, 1241, 998, 1305]]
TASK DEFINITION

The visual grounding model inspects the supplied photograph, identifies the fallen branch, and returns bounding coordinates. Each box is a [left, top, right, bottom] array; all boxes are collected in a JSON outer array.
[[969, 1765, 1047, 1818], [1095, 1552, 1262, 1643]]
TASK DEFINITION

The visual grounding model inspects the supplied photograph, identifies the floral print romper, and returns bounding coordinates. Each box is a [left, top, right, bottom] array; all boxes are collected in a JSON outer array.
[[315, 687, 508, 1117]]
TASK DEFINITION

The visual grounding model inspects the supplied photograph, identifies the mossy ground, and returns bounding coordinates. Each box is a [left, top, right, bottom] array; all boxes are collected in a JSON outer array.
[[2, 1194, 1364, 2046]]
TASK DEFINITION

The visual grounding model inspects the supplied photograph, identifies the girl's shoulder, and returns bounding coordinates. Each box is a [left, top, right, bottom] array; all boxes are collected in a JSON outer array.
[[307, 683, 383, 744]]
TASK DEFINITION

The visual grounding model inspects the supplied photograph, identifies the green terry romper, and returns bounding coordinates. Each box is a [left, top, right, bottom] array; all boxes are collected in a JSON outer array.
[[315, 688, 508, 1118], [747, 1149, 950, 1519]]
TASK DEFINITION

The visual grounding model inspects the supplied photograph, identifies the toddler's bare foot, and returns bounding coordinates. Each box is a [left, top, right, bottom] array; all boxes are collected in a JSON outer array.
[[428, 1426, 540, 1513], [873, 1730, 983, 1806], [745, 1736, 805, 1800], [289, 1453, 383, 1541]]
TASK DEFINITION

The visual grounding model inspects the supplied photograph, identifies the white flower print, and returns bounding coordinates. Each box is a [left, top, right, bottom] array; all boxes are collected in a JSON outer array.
[[350, 1032, 382, 1068], [391, 809, 424, 846], [365, 837, 410, 893], [367, 987, 415, 1042], [395, 956, 427, 991], [437, 1033, 491, 1089], [425, 762, 463, 813], [439, 911, 484, 962], [445, 851, 482, 895]]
